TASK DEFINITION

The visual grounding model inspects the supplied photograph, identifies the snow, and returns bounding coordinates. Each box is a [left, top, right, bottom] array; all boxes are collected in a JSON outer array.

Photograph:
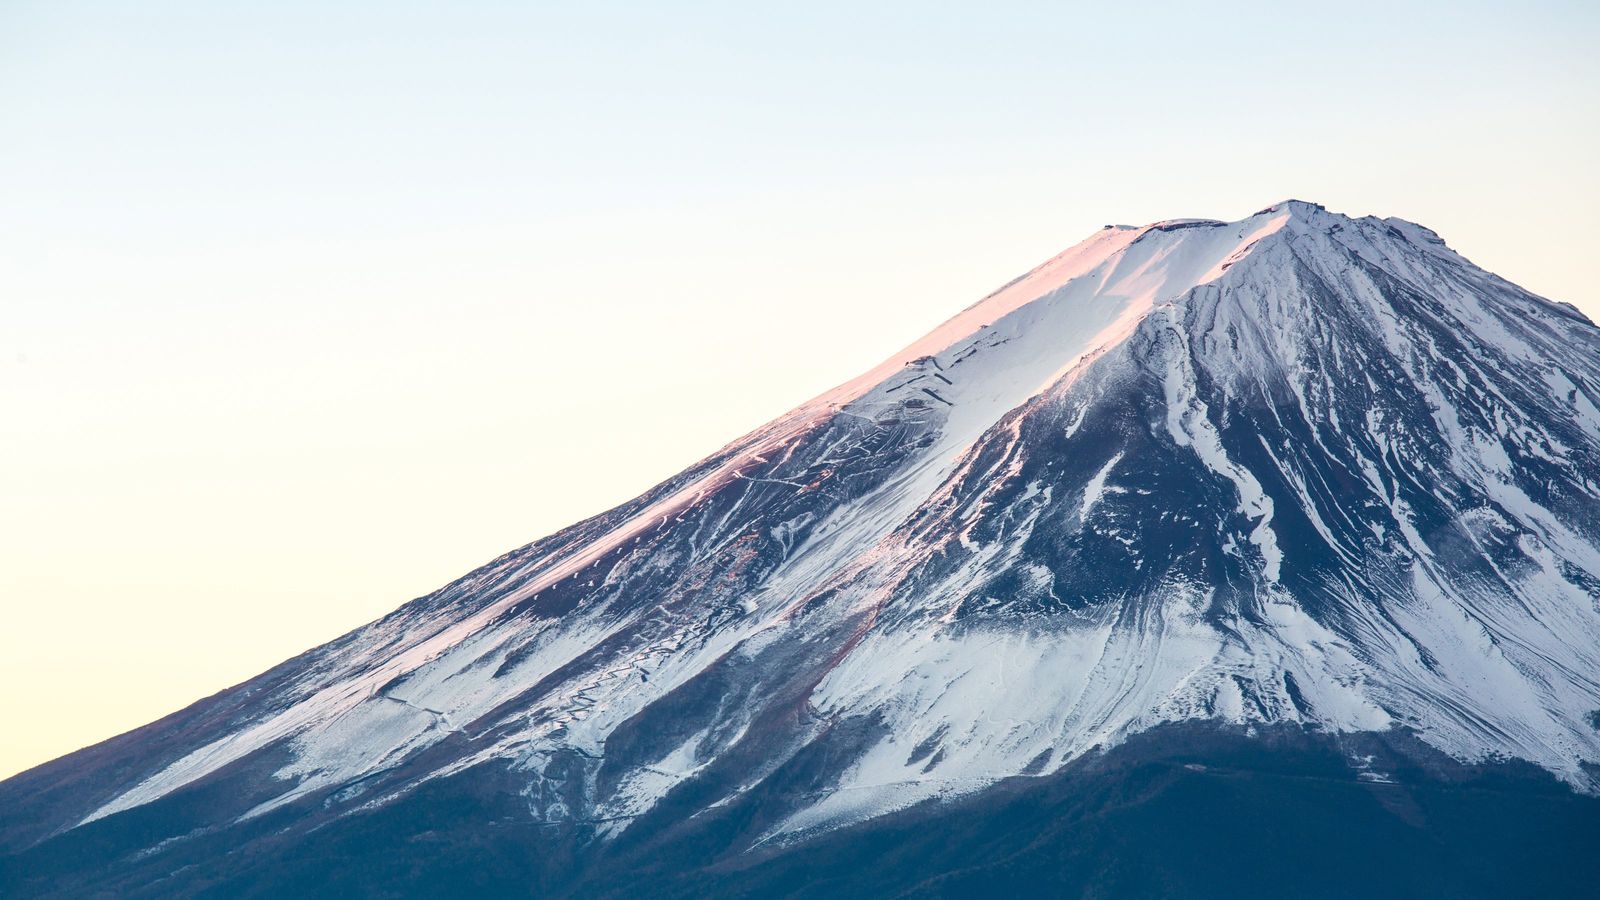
[[1078, 452, 1123, 522]]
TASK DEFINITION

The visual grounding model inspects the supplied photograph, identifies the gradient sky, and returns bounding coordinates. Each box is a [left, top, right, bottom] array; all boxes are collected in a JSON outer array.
[[3, 0, 1597, 779]]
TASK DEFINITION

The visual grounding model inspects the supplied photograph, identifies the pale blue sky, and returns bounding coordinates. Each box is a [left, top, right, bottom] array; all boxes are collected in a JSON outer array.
[[2, 1, 1597, 776]]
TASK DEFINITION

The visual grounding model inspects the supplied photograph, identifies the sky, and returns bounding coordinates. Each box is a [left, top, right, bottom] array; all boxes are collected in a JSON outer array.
[[2, 0, 1597, 779]]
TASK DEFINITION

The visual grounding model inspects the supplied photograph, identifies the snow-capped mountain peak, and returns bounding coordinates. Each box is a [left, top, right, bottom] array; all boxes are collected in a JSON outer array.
[[6, 201, 1600, 891]]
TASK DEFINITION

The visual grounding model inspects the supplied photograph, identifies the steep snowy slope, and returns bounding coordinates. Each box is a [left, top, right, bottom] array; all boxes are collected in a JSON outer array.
[[5, 200, 1600, 896]]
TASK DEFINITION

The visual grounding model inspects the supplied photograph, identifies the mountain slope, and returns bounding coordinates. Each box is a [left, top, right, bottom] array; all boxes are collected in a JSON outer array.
[[5, 200, 1600, 896]]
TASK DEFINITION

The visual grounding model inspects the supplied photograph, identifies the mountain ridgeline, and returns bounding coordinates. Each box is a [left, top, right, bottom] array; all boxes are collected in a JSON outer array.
[[6, 201, 1600, 897]]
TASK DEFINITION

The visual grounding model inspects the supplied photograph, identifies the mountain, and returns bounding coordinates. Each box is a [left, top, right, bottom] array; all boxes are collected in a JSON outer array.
[[5, 200, 1600, 898]]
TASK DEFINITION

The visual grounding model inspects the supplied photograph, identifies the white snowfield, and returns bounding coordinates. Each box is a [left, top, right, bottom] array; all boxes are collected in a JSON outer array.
[[80, 201, 1600, 845]]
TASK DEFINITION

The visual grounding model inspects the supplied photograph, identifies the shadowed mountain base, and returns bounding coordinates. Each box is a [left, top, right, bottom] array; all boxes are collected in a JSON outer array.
[[5, 724, 1597, 899]]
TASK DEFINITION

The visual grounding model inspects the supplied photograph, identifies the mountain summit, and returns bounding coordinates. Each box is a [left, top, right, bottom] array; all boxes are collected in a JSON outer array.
[[6, 201, 1600, 897]]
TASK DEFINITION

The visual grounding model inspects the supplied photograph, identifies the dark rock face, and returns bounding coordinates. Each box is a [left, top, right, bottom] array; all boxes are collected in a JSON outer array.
[[5, 201, 1600, 896]]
